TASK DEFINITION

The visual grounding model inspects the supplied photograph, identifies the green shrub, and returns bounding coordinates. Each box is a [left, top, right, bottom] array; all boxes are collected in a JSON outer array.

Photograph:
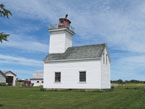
[[0, 82, 6, 86], [40, 88, 45, 91], [39, 85, 43, 88]]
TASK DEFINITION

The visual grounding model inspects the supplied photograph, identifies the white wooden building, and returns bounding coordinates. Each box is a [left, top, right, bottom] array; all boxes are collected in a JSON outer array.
[[30, 70, 43, 86], [43, 15, 111, 89], [5, 71, 17, 86], [0, 71, 17, 86]]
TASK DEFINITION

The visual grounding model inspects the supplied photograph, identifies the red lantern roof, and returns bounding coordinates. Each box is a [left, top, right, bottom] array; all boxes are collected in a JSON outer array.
[[58, 14, 71, 28]]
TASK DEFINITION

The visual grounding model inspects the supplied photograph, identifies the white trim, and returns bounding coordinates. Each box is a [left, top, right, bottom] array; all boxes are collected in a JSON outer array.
[[44, 57, 101, 63], [49, 28, 75, 35]]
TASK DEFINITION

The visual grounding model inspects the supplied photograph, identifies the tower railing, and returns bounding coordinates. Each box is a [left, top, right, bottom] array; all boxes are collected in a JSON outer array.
[[48, 24, 75, 32]]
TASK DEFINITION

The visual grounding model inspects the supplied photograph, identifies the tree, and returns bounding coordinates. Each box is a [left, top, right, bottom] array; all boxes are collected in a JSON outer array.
[[0, 32, 9, 43], [0, 4, 12, 43], [117, 79, 123, 84]]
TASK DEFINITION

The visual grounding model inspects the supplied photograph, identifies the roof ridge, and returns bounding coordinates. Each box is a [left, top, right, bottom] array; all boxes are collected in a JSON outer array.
[[48, 43, 106, 55], [68, 43, 106, 49], [0, 70, 7, 78]]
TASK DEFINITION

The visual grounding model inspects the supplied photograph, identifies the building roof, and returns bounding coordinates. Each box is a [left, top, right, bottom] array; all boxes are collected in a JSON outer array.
[[0, 70, 7, 78], [5, 71, 17, 76], [30, 70, 43, 80], [44, 43, 107, 63]]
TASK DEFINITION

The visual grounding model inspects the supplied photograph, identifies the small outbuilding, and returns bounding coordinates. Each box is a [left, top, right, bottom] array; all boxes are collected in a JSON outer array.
[[30, 70, 43, 86], [5, 71, 17, 86], [24, 81, 31, 87], [0, 70, 16, 86]]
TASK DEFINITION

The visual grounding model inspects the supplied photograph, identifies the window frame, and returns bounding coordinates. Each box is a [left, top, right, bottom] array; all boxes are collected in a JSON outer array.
[[55, 72, 61, 82], [79, 71, 86, 82]]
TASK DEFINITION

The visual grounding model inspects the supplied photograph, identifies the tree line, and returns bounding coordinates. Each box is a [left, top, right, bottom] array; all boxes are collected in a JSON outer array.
[[111, 79, 145, 84]]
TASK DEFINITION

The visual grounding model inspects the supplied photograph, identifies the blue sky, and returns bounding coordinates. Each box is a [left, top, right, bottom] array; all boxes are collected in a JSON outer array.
[[0, 0, 145, 80]]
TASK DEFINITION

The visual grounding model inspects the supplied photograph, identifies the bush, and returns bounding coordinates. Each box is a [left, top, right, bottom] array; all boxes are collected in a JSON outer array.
[[40, 88, 45, 91], [39, 85, 43, 88], [0, 82, 6, 86]]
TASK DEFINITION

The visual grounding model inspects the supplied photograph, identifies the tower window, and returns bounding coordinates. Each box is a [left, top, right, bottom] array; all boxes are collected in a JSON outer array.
[[55, 72, 61, 82], [79, 71, 86, 82], [106, 54, 108, 64], [103, 53, 105, 64]]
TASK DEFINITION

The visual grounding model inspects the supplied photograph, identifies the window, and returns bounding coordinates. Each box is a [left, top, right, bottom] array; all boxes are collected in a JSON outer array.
[[55, 72, 61, 82], [37, 81, 39, 83], [42, 81, 43, 83], [59, 20, 63, 25], [103, 53, 105, 64], [106, 54, 108, 64], [79, 71, 86, 82]]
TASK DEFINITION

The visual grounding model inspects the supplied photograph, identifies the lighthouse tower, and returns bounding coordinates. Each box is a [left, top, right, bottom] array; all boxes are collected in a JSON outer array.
[[48, 14, 75, 54]]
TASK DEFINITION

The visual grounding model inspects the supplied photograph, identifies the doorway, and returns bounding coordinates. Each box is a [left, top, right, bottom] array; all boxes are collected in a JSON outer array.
[[6, 76, 13, 86]]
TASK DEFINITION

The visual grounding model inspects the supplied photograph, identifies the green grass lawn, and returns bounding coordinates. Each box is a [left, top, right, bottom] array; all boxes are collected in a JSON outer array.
[[0, 84, 145, 109]]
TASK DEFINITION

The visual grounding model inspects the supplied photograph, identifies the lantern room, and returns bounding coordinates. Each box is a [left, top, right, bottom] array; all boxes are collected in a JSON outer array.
[[58, 14, 71, 28]]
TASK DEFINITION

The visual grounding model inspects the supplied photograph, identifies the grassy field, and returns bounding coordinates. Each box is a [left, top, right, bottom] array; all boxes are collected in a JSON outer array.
[[0, 84, 145, 109]]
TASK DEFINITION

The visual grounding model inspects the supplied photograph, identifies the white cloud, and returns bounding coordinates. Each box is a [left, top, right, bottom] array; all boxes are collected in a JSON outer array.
[[0, 54, 43, 66], [111, 53, 145, 80], [0, 33, 49, 53], [121, 55, 145, 64], [2, 0, 66, 22], [1, 68, 33, 75]]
